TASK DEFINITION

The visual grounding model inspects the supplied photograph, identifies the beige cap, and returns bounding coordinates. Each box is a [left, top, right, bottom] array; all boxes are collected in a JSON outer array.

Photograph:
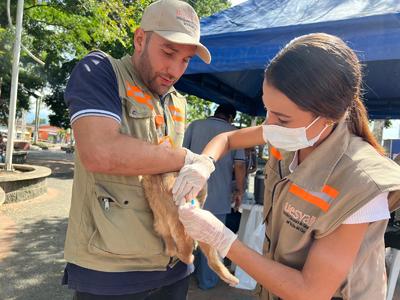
[[140, 0, 211, 64]]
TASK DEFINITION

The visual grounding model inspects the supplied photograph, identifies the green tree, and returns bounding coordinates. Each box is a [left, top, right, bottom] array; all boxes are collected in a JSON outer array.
[[1, 0, 230, 128], [181, 0, 230, 122], [25, 0, 152, 127], [186, 94, 213, 122], [236, 112, 265, 128], [0, 15, 44, 126]]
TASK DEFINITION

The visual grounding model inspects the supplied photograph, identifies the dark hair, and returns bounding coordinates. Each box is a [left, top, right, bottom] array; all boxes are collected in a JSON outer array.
[[264, 33, 384, 154], [215, 103, 237, 120]]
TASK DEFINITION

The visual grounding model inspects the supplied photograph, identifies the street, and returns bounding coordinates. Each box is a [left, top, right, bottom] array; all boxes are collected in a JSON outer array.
[[0, 150, 74, 299], [0, 149, 256, 300]]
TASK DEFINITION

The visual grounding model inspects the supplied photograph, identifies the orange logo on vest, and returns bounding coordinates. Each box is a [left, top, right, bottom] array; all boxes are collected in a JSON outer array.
[[126, 82, 154, 111], [168, 105, 184, 122], [289, 183, 334, 212]]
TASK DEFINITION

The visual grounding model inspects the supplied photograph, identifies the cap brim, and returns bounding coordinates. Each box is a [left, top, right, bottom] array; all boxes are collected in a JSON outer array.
[[154, 31, 211, 64]]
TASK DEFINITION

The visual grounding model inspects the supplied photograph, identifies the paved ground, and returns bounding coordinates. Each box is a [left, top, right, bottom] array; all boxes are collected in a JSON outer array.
[[2, 149, 399, 300], [0, 149, 257, 300]]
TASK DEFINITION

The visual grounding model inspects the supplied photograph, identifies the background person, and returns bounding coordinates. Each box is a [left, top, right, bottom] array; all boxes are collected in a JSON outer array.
[[182, 103, 246, 289]]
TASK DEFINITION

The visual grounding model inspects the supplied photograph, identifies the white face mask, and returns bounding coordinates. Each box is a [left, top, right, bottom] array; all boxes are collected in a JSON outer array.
[[262, 116, 330, 151]]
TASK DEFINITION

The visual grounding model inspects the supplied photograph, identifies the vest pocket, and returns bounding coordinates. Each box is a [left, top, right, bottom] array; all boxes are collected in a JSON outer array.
[[127, 102, 153, 119], [124, 99, 155, 142], [88, 182, 164, 258]]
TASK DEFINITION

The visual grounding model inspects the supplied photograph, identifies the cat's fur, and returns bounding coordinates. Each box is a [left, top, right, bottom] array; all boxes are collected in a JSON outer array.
[[141, 172, 239, 286]]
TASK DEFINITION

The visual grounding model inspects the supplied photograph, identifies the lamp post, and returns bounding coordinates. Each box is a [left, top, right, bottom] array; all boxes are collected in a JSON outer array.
[[33, 91, 42, 144], [5, 0, 24, 171]]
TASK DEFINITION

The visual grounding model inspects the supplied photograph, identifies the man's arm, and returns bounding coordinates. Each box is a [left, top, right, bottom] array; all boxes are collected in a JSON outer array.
[[232, 160, 246, 210], [248, 148, 258, 174], [73, 116, 186, 176]]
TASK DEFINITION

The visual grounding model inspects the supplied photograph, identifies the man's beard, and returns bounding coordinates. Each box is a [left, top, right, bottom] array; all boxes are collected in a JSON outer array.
[[138, 48, 175, 96]]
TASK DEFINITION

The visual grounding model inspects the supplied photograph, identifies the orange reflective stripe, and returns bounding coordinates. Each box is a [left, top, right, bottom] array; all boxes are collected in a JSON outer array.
[[169, 105, 184, 122], [289, 184, 330, 212], [270, 146, 283, 160], [158, 136, 174, 147], [126, 82, 154, 110], [172, 115, 184, 122], [168, 105, 181, 112], [322, 185, 339, 199], [155, 115, 164, 127]]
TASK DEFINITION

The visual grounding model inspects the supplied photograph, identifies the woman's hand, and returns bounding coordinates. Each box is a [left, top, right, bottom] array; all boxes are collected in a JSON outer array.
[[178, 204, 237, 257], [172, 154, 215, 205]]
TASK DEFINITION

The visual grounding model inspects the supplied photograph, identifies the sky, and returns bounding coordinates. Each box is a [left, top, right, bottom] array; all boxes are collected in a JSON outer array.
[[231, 0, 247, 6], [26, 96, 52, 124], [383, 120, 400, 140]]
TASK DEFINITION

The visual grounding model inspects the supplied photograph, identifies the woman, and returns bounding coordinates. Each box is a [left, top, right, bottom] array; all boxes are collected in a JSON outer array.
[[172, 33, 400, 300]]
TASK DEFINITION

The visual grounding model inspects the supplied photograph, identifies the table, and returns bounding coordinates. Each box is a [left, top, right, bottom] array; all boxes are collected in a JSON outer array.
[[236, 203, 264, 244], [233, 201, 265, 290]]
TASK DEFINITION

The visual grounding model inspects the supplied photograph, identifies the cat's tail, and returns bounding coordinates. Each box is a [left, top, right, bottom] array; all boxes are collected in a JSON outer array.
[[198, 242, 239, 287]]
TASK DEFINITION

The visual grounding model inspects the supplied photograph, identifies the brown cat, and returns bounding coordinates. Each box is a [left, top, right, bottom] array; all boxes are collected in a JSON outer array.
[[141, 172, 239, 286]]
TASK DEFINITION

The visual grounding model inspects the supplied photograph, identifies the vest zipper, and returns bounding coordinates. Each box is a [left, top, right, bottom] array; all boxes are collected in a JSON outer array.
[[167, 256, 179, 268], [160, 95, 169, 136], [264, 161, 285, 252], [278, 159, 283, 179], [264, 181, 279, 251], [103, 198, 110, 211]]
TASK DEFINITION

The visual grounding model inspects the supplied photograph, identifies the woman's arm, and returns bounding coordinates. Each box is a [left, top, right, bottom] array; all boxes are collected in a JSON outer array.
[[228, 223, 368, 300], [172, 125, 265, 203], [178, 205, 369, 300], [202, 125, 265, 160]]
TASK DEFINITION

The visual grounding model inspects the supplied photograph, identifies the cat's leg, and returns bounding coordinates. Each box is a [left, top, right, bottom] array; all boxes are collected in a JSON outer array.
[[170, 218, 195, 265], [154, 218, 177, 257], [163, 235, 177, 257], [198, 242, 239, 286]]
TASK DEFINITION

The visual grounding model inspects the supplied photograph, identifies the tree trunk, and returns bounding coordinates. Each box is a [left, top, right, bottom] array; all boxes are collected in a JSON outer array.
[[372, 119, 385, 146]]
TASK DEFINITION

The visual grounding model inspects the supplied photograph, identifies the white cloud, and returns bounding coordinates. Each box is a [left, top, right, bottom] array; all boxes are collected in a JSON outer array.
[[383, 120, 400, 140], [231, 0, 247, 6]]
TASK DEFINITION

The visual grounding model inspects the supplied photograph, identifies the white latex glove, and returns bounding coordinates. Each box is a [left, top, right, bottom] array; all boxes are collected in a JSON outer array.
[[183, 147, 198, 165], [172, 153, 215, 206], [178, 204, 237, 258]]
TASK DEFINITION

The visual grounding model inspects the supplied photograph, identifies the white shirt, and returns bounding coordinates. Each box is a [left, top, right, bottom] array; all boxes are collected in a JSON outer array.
[[288, 151, 390, 224]]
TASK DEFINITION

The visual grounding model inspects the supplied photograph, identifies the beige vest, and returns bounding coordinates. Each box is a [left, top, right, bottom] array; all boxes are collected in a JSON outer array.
[[260, 119, 400, 300], [64, 53, 187, 272]]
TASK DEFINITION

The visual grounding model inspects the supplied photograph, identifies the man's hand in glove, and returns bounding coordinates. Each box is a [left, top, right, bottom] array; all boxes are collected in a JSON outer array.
[[173, 152, 215, 206]]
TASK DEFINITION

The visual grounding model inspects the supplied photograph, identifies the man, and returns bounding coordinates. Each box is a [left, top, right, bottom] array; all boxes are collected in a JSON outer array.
[[62, 1, 214, 299], [182, 103, 246, 289]]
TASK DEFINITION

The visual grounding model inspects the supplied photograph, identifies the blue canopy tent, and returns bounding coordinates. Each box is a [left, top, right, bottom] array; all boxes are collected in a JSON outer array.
[[176, 0, 400, 118]]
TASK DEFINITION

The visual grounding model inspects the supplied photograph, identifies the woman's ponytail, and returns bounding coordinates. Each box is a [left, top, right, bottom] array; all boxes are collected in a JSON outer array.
[[348, 97, 385, 155]]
